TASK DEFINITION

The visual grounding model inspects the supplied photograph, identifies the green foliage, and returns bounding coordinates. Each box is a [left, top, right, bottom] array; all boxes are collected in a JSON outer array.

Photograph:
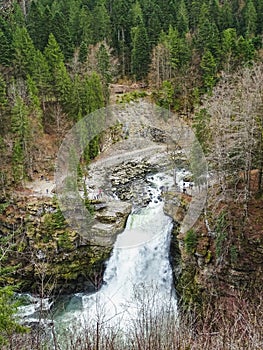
[[43, 208, 67, 234], [12, 26, 37, 78], [230, 245, 238, 264], [215, 211, 228, 259], [131, 22, 150, 80], [11, 95, 31, 183], [0, 287, 28, 346], [50, 11, 74, 59], [215, 232, 227, 259], [79, 41, 88, 63], [193, 108, 211, 154], [184, 229, 198, 254], [57, 232, 74, 251], [117, 90, 147, 104], [44, 33, 71, 105], [91, 0, 111, 44], [243, 0, 257, 37], [0, 29, 12, 66], [200, 49, 217, 92]]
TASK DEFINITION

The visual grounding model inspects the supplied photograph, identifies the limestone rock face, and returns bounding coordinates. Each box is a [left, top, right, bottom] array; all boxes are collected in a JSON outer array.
[[0, 196, 131, 294], [91, 200, 132, 246], [164, 185, 263, 307]]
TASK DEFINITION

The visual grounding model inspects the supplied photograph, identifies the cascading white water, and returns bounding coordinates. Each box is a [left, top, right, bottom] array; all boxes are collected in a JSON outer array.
[[58, 172, 178, 332]]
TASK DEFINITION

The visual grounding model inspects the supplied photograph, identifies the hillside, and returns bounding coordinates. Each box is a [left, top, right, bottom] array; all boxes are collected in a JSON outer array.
[[0, 0, 263, 348]]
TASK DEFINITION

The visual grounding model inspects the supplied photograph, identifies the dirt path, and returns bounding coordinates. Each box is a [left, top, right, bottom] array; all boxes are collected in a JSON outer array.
[[24, 178, 55, 198]]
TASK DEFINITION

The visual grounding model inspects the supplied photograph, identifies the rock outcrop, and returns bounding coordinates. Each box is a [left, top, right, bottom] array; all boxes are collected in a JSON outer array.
[[0, 195, 131, 295], [164, 186, 263, 307]]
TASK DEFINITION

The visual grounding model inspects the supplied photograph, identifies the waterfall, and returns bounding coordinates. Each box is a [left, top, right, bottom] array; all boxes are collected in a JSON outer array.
[[59, 172, 177, 332]]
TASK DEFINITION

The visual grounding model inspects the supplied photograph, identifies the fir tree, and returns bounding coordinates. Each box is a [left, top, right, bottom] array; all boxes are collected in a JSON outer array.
[[243, 0, 257, 37], [91, 0, 111, 44], [11, 95, 30, 183], [12, 26, 37, 78], [200, 49, 217, 92], [50, 11, 74, 59], [44, 33, 71, 105], [131, 22, 150, 80]]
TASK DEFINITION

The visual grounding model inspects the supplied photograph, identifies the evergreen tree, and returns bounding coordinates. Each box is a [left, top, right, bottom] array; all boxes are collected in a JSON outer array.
[[111, 0, 133, 76], [186, 0, 204, 31], [130, 1, 143, 28], [11, 95, 30, 183], [44, 33, 71, 104], [68, 74, 83, 120], [236, 36, 255, 65], [140, 0, 162, 46], [26, 0, 49, 51], [26, 75, 43, 131], [91, 0, 111, 44], [208, 0, 220, 28], [79, 41, 88, 64], [84, 72, 104, 114], [0, 74, 8, 135], [176, 0, 189, 35], [200, 49, 217, 92], [167, 26, 190, 71], [50, 11, 74, 59], [67, 0, 79, 44], [30, 49, 50, 103], [243, 0, 257, 37], [131, 22, 150, 80], [221, 28, 238, 72], [219, 0, 234, 30], [78, 7, 93, 45], [12, 26, 37, 78], [0, 13, 13, 64], [0, 287, 27, 347]]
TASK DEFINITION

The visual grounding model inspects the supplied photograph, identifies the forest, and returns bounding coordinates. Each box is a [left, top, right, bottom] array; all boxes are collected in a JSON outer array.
[[0, 0, 263, 348], [0, 0, 263, 186]]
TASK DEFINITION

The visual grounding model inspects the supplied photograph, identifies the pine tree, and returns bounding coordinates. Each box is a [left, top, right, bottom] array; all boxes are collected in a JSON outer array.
[[26, 0, 49, 51], [91, 0, 111, 44], [111, 0, 133, 76], [84, 72, 104, 114], [221, 28, 238, 72], [11, 95, 30, 183], [0, 29, 12, 66], [12, 26, 37, 78], [140, 0, 162, 46], [78, 7, 93, 45], [176, 0, 189, 35], [131, 22, 150, 80], [30, 49, 50, 104], [44, 33, 71, 105], [130, 1, 143, 27], [236, 36, 255, 65], [0, 74, 8, 135], [167, 26, 190, 71], [50, 11, 74, 59], [200, 49, 217, 92], [219, 0, 234, 30], [79, 41, 88, 64], [243, 0, 257, 37], [0, 287, 27, 347], [26, 75, 43, 132]]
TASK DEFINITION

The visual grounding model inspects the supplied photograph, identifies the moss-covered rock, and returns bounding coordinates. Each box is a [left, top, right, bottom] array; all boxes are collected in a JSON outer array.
[[0, 195, 131, 295]]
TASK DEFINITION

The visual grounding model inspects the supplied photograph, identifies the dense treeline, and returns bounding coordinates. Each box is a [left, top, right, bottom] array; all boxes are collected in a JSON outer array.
[[0, 1, 262, 183]]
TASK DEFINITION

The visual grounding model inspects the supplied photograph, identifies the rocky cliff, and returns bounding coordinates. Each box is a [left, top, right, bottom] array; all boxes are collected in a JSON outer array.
[[164, 186, 263, 308]]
